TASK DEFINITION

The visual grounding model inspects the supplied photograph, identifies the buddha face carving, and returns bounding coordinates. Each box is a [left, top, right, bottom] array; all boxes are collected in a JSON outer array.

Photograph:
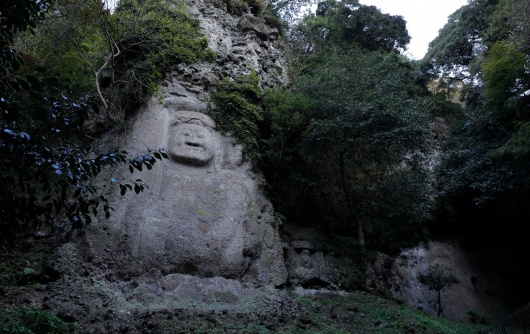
[[168, 123, 215, 166]]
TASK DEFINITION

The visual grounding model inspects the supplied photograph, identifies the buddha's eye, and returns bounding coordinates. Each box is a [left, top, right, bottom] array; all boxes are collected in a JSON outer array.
[[183, 132, 190, 136]]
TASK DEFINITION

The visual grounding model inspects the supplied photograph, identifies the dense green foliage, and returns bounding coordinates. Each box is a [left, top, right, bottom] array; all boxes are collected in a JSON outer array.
[[0, 307, 69, 334], [423, 0, 530, 302], [0, 72, 167, 241], [254, 0, 432, 258], [14, 0, 215, 123], [108, 0, 215, 118], [225, 0, 265, 16], [209, 0, 432, 257], [426, 1, 530, 213], [292, 47, 431, 253], [211, 71, 265, 163], [290, 0, 410, 61], [261, 88, 314, 190], [422, 0, 497, 82]]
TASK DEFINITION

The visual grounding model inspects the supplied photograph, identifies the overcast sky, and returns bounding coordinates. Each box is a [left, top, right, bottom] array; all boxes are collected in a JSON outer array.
[[359, 0, 468, 59]]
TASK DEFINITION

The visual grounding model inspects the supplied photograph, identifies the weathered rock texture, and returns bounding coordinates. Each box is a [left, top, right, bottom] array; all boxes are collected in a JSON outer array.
[[89, 0, 290, 287], [44, 0, 292, 322], [368, 241, 514, 321], [161, 0, 288, 103], [282, 225, 354, 289], [61, 105, 289, 323], [90, 109, 287, 287]]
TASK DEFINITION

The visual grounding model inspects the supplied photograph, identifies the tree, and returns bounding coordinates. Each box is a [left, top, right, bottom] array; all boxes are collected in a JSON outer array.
[[101, 0, 215, 121], [290, 0, 410, 58], [295, 47, 431, 255], [488, 0, 530, 55], [422, 0, 497, 84], [339, 4, 410, 52], [417, 263, 459, 317], [430, 0, 530, 256], [13, 0, 215, 124], [481, 42, 529, 114], [261, 88, 313, 192], [262, 1, 433, 267], [0, 0, 50, 88], [0, 0, 169, 244]]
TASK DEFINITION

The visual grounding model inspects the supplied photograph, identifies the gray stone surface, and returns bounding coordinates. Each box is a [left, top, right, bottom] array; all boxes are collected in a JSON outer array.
[[43, 242, 298, 323], [83, 0, 291, 289], [89, 110, 287, 287], [165, 0, 288, 99], [283, 225, 353, 289], [45, 2, 292, 319], [367, 241, 513, 321], [44, 110, 289, 321], [237, 13, 279, 40]]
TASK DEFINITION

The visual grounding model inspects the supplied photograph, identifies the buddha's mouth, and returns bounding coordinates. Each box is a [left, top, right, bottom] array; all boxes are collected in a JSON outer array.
[[185, 142, 204, 151]]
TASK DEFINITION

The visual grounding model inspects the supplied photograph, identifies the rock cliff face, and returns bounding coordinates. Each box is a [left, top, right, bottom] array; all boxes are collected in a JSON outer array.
[[89, 110, 287, 287], [85, 0, 291, 288], [162, 0, 288, 101], [367, 241, 515, 321], [44, 0, 294, 323]]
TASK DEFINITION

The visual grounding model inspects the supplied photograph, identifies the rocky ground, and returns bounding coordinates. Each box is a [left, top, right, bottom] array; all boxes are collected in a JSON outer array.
[[1, 236, 490, 334]]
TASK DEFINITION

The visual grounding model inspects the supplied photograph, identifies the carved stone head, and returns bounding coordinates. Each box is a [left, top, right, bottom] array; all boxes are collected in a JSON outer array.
[[168, 111, 216, 167]]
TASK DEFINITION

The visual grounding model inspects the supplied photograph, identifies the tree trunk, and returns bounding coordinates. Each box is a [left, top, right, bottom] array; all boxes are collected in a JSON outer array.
[[339, 150, 368, 287], [437, 289, 442, 317]]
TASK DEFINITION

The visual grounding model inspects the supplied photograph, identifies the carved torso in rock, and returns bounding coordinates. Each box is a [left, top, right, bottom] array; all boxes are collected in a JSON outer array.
[[45, 4, 291, 320], [127, 119, 256, 277], [87, 110, 286, 287]]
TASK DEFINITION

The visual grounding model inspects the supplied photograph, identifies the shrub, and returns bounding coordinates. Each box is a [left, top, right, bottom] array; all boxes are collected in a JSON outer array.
[[244, 0, 265, 16], [0, 307, 69, 334], [466, 308, 491, 325], [263, 14, 284, 35], [211, 71, 264, 163], [225, 0, 249, 15]]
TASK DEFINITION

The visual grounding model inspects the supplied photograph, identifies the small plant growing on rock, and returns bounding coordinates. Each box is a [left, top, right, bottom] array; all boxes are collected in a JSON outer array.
[[417, 263, 459, 317], [466, 308, 491, 325]]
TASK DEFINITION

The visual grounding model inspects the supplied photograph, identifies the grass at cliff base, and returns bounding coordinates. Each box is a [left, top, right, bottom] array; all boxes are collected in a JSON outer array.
[[156, 290, 489, 334]]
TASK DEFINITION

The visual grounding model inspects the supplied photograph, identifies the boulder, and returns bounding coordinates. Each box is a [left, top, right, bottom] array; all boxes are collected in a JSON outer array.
[[237, 13, 279, 40]]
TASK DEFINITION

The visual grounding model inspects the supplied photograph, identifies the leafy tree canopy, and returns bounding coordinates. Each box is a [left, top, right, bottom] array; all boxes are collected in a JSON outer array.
[[481, 41, 529, 115], [422, 0, 497, 82], [290, 0, 410, 56], [293, 46, 431, 253], [13, 0, 215, 124], [428, 1, 530, 275]]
